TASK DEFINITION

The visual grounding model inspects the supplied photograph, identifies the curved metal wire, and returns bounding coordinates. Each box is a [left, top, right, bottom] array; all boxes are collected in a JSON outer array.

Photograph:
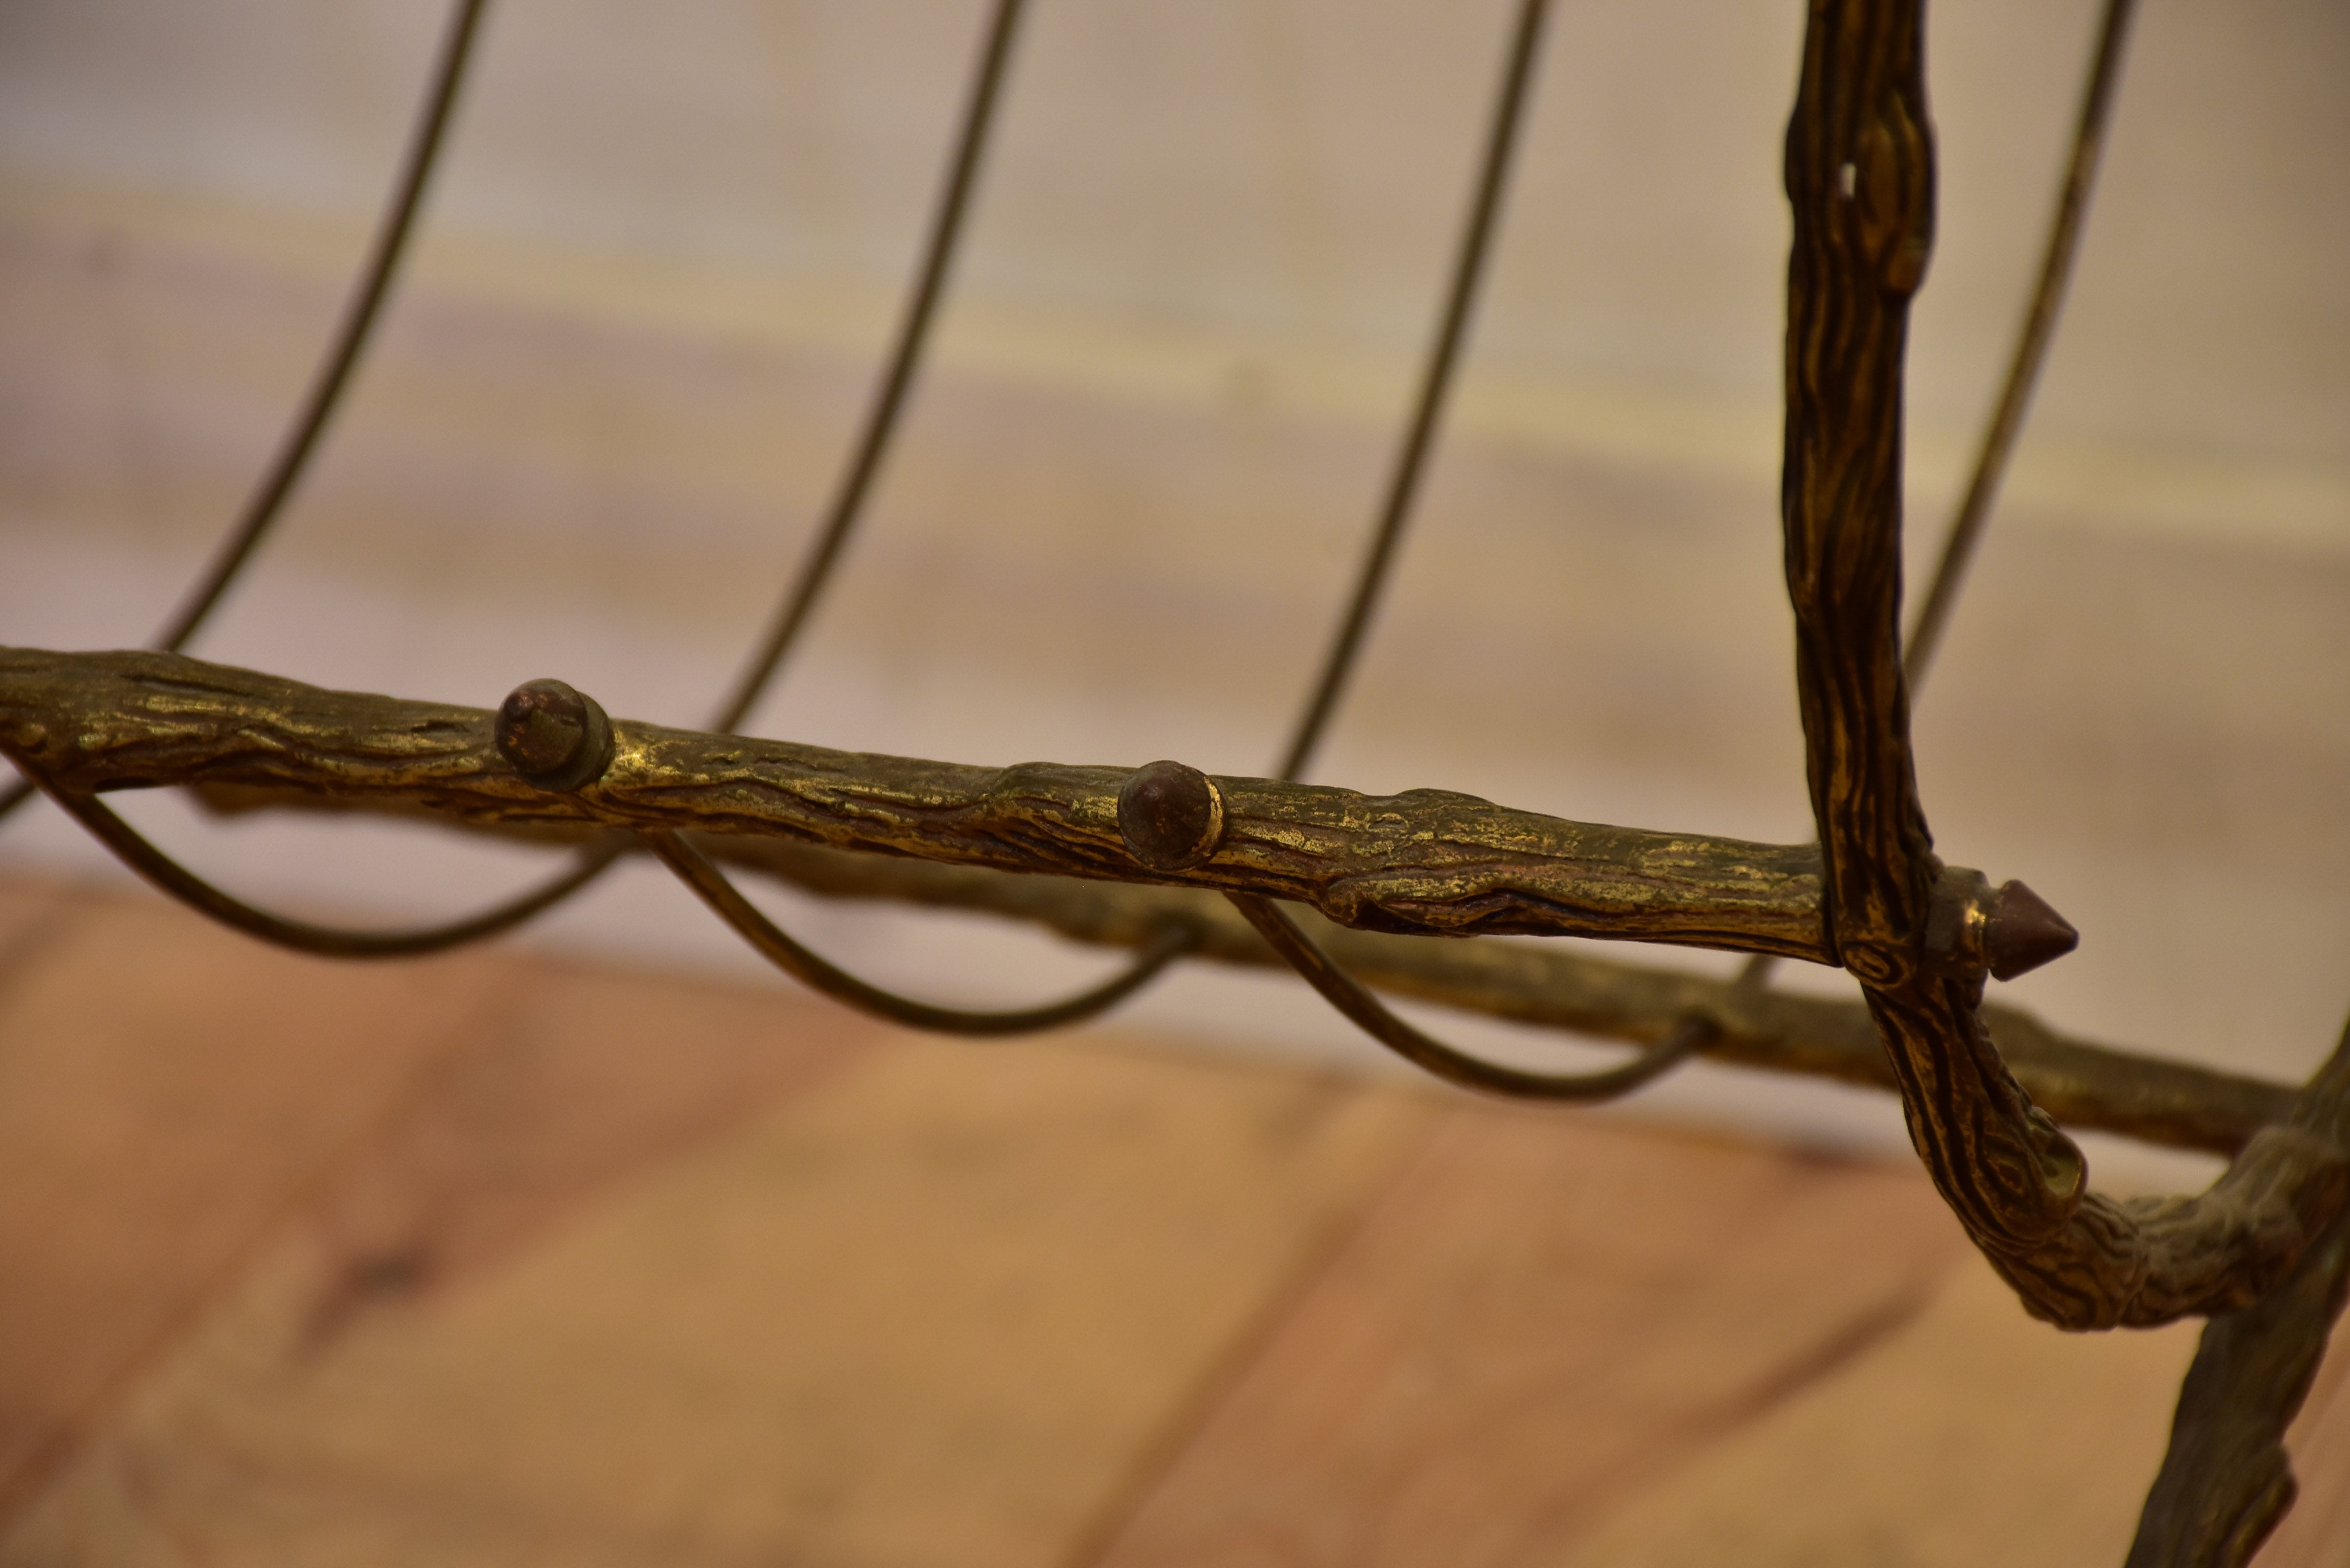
[[40, 0, 1040, 964], [1902, 0, 2137, 688], [638, 0, 1202, 1032], [651, 831, 1196, 1035], [41, 784, 619, 959], [0, 0, 490, 826], [158, 2, 493, 656], [661, 0, 1566, 1035], [1239, 0, 1706, 1102], [1275, 0, 1549, 786], [708, 0, 1024, 734], [1229, 892, 1715, 1099]]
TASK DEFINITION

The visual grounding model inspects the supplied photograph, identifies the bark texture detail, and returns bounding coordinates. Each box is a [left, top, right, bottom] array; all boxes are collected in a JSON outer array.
[[0, 645, 1828, 957], [1779, 0, 2348, 1332], [2126, 1019, 2350, 1567]]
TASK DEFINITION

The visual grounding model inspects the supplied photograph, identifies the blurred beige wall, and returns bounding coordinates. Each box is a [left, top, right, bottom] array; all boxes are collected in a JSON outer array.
[[1, 0, 2344, 1182]]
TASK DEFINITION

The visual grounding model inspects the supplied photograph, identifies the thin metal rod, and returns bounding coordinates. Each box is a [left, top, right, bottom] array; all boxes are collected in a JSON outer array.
[[156, 0, 492, 655], [652, 829, 1194, 1035], [22, 0, 1027, 962], [0, 0, 490, 823], [710, 0, 1027, 734], [1249, 0, 1700, 1104], [1901, 0, 2136, 688], [1229, 891, 1718, 1101], [40, 783, 619, 959], [1274, 0, 1549, 783], [674, 0, 1195, 1030]]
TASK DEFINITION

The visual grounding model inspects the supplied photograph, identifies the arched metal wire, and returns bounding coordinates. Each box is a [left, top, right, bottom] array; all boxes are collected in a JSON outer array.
[[25, 0, 1052, 971], [652, 831, 1196, 1035], [1903, 0, 2137, 686], [44, 784, 607, 960], [1230, 892, 1720, 1099], [630, 0, 1559, 1033], [1273, 0, 1550, 787], [1229, 0, 1738, 1100], [0, 0, 489, 825]]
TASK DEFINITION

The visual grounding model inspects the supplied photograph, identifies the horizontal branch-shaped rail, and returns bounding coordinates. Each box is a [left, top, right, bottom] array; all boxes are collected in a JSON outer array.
[[0, 643, 2300, 1160], [0, 647, 1830, 959]]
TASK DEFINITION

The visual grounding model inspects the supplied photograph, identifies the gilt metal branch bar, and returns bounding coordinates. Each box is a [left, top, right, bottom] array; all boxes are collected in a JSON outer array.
[[5, 0, 2343, 1555], [0, 648, 1837, 956], [1781, 0, 2347, 1340], [0, 641, 2313, 1165]]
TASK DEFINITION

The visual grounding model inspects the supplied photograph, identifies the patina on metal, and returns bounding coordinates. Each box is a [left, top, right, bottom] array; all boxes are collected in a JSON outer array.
[[4, 0, 2344, 1557], [0, 646, 1837, 957], [1116, 761, 1228, 873], [494, 678, 615, 793]]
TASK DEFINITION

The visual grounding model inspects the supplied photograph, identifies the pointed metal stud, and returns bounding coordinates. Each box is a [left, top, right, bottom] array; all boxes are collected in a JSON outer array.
[[1983, 879, 2079, 982], [1925, 867, 2078, 982]]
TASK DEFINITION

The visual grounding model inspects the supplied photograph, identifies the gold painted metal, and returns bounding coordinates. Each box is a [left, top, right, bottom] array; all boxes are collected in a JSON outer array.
[[1779, 0, 2348, 1344], [0, 646, 1835, 959], [4, 0, 2341, 1554]]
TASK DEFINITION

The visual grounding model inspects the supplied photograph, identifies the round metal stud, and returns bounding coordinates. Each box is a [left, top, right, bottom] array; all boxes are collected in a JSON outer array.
[[494, 678, 615, 793], [1117, 760, 1226, 872]]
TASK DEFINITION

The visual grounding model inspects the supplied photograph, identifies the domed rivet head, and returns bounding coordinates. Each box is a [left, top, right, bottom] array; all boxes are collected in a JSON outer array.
[[1118, 760, 1226, 872], [1983, 879, 2079, 982], [494, 678, 615, 793]]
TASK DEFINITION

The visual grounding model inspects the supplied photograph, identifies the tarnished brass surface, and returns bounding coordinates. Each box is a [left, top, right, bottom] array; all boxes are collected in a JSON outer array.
[[0, 645, 1834, 959], [2130, 1209, 2350, 1566], [2127, 1017, 2350, 1565], [1780, 0, 2348, 1338], [6, 0, 2342, 1551]]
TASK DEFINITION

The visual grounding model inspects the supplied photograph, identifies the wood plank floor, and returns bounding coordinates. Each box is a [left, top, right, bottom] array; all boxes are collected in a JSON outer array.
[[0, 875, 2342, 1565]]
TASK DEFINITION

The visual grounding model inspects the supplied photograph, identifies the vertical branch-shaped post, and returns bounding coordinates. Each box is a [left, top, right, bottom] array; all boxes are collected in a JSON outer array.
[[1782, 0, 1937, 986], [1781, 0, 2096, 1278]]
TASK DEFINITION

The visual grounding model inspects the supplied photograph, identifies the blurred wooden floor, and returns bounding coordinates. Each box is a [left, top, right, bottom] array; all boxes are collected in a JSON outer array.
[[0, 872, 2344, 1566]]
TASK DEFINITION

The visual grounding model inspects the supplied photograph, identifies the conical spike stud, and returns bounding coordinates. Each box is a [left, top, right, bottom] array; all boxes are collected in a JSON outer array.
[[1983, 879, 2079, 982]]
